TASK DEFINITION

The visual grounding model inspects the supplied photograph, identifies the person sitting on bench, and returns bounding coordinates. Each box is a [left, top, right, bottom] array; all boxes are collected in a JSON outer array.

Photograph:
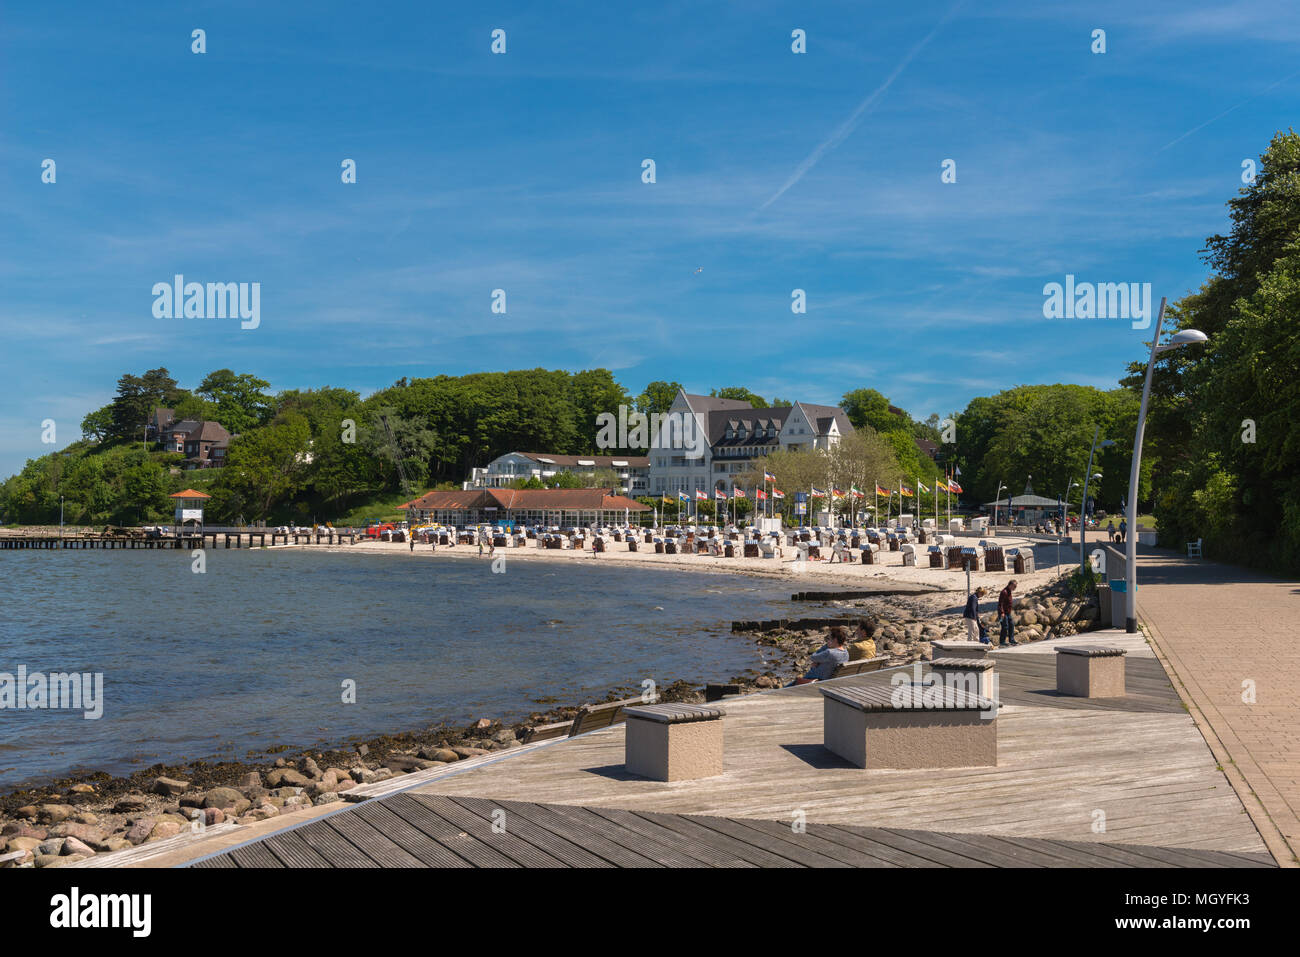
[[792, 626, 850, 685]]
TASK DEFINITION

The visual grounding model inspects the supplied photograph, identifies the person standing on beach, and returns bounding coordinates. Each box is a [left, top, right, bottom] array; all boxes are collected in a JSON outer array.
[[998, 580, 1017, 646], [963, 587, 987, 642], [409, 534, 415, 552]]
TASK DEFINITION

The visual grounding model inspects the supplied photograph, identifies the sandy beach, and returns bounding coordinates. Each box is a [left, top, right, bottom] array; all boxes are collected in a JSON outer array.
[[296, 530, 1070, 598]]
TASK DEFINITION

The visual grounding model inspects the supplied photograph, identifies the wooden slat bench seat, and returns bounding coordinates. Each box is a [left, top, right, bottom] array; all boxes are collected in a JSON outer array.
[[624, 703, 726, 781], [570, 695, 646, 736], [929, 639, 990, 661], [929, 657, 997, 699], [829, 655, 891, 679], [820, 683, 998, 770]]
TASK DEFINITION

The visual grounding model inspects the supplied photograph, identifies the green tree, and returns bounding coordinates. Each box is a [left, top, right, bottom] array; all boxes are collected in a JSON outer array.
[[196, 369, 273, 434], [635, 381, 682, 415], [710, 387, 768, 407]]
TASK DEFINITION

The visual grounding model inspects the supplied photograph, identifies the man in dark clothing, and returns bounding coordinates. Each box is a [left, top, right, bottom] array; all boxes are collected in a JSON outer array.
[[963, 587, 988, 642], [998, 580, 1017, 646]]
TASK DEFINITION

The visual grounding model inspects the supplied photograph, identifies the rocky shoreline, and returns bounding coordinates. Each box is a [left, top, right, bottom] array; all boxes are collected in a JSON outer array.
[[0, 577, 1100, 868]]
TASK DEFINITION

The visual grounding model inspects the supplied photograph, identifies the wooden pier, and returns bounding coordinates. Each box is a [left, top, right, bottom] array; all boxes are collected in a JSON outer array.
[[0, 530, 357, 550]]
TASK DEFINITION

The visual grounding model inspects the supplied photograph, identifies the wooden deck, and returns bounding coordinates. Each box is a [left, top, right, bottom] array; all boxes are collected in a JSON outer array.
[[174, 646, 1275, 868], [190, 794, 1274, 869], [407, 653, 1268, 855]]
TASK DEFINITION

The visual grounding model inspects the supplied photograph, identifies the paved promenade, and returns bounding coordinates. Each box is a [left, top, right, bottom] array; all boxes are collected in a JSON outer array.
[[1135, 547, 1300, 866]]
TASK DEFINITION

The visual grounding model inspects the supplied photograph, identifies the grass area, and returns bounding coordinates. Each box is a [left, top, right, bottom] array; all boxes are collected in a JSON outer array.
[[329, 492, 415, 527], [1135, 513, 1157, 530]]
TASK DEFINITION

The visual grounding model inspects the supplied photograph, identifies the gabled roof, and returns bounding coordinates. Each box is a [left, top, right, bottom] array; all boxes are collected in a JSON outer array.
[[170, 489, 211, 499], [794, 402, 854, 437], [184, 421, 231, 443], [681, 393, 753, 414]]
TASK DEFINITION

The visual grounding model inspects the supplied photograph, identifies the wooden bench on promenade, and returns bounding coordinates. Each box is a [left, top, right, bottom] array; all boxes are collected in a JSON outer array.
[[820, 683, 998, 770], [929, 639, 990, 661], [929, 657, 997, 699], [1056, 645, 1127, 698], [624, 703, 726, 782], [520, 695, 647, 743], [829, 655, 892, 679]]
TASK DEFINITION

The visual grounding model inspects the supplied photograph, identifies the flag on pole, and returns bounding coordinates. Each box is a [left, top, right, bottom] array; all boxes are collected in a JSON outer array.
[[850, 484, 865, 498], [714, 488, 726, 499], [811, 487, 826, 497], [772, 488, 786, 499], [832, 487, 845, 498], [695, 489, 707, 500], [876, 485, 890, 497], [732, 487, 747, 499], [934, 479, 949, 493], [917, 481, 930, 494], [763, 471, 776, 483], [661, 493, 671, 504], [949, 478, 963, 493], [677, 491, 689, 502], [900, 484, 914, 497], [756, 489, 767, 501]]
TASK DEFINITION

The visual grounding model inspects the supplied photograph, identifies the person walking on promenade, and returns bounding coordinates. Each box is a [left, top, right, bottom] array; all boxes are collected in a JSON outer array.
[[478, 531, 485, 557], [1107, 520, 1116, 542], [409, 534, 415, 552], [998, 579, 1018, 646], [1118, 518, 1127, 544], [963, 587, 988, 642]]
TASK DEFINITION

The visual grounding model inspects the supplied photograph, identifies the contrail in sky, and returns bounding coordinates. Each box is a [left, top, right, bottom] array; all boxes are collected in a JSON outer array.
[[759, 0, 966, 211], [1157, 67, 1300, 153]]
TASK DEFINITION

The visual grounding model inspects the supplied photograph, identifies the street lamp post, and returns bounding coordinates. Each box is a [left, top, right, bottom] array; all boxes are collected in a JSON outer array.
[[1079, 426, 1114, 575], [1125, 298, 1208, 632], [993, 482, 1008, 529]]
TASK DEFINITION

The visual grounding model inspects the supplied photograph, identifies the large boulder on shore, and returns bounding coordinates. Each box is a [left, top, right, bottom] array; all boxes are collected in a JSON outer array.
[[113, 793, 151, 813], [47, 821, 106, 844], [202, 787, 250, 814], [152, 776, 191, 796], [265, 768, 310, 788], [125, 818, 156, 845], [35, 804, 77, 825]]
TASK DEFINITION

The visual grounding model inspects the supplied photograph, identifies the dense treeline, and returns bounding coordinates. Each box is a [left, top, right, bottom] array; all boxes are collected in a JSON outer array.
[[1123, 130, 1300, 572], [0, 365, 1142, 529]]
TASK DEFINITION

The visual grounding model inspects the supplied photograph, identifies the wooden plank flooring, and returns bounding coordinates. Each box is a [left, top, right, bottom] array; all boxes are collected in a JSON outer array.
[[778, 656, 1185, 713], [411, 668, 1265, 853], [190, 795, 1275, 869], [181, 649, 1273, 869]]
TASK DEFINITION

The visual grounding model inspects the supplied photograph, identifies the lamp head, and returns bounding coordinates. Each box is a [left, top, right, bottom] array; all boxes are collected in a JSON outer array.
[[1157, 329, 1209, 353]]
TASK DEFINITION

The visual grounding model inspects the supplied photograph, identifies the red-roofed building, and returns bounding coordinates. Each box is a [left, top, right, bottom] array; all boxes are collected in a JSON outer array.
[[400, 488, 648, 527]]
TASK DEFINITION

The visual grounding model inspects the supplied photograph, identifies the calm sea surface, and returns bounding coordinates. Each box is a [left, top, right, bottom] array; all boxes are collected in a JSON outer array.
[[0, 549, 794, 789]]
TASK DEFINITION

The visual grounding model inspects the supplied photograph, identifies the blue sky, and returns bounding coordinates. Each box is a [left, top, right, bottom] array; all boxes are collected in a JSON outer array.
[[3, 0, 1298, 477]]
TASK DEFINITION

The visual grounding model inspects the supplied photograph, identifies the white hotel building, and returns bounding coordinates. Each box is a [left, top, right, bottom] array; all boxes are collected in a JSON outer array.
[[647, 389, 854, 497]]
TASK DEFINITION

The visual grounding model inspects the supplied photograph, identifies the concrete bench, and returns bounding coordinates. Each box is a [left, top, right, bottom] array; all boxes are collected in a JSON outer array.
[[930, 639, 990, 661], [929, 657, 997, 699], [1056, 645, 1127, 698], [624, 703, 726, 781], [820, 683, 997, 770]]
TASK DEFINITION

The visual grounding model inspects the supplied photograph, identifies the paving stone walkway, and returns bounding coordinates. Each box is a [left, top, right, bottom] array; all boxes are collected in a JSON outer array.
[[1135, 547, 1300, 865]]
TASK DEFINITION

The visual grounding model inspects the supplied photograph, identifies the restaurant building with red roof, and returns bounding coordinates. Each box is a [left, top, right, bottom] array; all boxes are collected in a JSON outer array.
[[399, 488, 648, 527]]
